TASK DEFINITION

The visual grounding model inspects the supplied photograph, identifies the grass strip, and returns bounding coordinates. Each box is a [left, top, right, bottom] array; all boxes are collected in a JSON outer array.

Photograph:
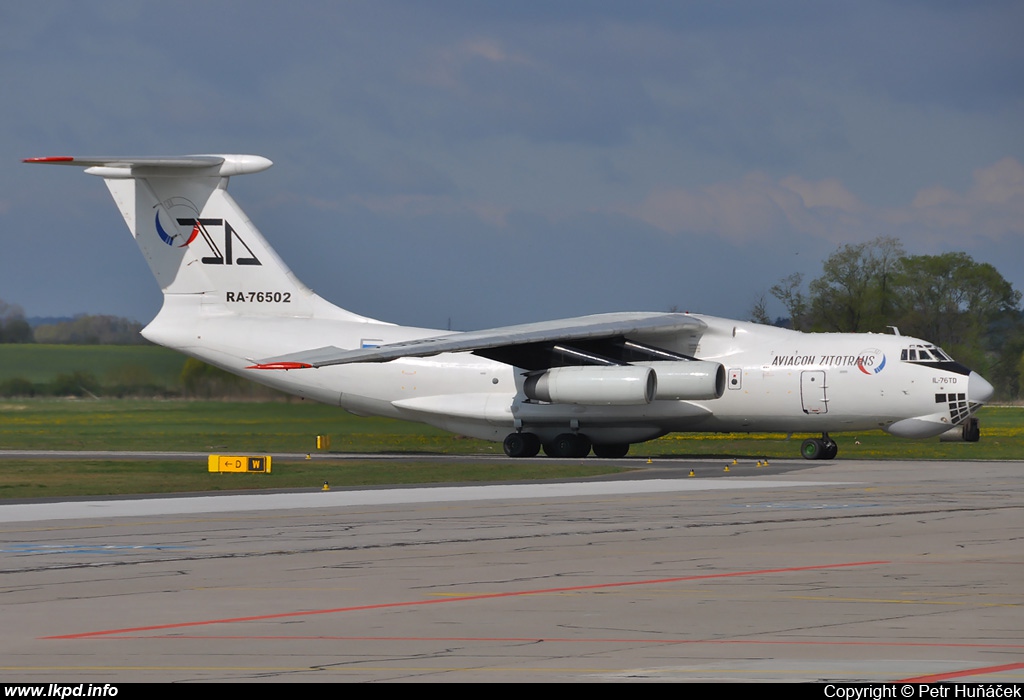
[[0, 459, 626, 499]]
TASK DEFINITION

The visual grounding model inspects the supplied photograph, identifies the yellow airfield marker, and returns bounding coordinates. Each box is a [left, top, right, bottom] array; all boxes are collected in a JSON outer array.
[[207, 455, 272, 473]]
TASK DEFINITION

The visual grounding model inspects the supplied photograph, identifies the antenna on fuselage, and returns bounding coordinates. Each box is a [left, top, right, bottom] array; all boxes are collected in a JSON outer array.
[[887, 326, 901, 336]]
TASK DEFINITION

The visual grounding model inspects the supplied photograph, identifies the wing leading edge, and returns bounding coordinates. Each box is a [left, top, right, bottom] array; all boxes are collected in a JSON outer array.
[[252, 312, 707, 370]]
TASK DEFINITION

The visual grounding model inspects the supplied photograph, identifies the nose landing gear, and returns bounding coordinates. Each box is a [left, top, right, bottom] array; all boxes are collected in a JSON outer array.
[[801, 433, 838, 460]]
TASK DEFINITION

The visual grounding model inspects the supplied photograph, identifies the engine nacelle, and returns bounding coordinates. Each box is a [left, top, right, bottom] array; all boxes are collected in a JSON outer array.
[[640, 361, 725, 400], [524, 365, 656, 405]]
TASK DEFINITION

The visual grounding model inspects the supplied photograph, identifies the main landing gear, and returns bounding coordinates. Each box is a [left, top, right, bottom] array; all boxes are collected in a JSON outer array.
[[592, 443, 630, 458], [502, 432, 631, 459], [542, 433, 591, 458], [502, 432, 541, 458], [801, 433, 838, 460]]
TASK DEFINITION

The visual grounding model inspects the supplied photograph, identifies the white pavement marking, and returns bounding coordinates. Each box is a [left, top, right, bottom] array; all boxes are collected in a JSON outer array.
[[0, 478, 845, 523]]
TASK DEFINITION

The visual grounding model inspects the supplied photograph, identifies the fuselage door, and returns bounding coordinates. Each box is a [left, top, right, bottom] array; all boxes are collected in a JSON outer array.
[[800, 370, 828, 414]]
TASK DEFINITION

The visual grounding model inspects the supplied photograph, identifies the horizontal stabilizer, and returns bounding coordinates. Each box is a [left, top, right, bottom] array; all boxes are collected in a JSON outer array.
[[24, 155, 272, 177]]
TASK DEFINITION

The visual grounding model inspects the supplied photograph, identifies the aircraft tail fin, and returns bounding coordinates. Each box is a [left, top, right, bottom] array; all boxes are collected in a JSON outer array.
[[24, 155, 366, 322]]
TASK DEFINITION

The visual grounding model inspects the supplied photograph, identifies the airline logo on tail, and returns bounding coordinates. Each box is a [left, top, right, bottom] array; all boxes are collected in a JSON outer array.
[[154, 211, 197, 247], [154, 210, 262, 266]]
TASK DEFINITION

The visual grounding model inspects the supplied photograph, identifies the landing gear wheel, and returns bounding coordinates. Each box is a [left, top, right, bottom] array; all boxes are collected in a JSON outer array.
[[801, 438, 824, 460], [592, 443, 630, 459], [543, 433, 592, 458], [503, 432, 540, 458], [802, 434, 838, 460], [962, 417, 980, 442]]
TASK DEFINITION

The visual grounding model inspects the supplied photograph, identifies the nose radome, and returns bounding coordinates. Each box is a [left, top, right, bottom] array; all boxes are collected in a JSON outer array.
[[968, 371, 994, 404]]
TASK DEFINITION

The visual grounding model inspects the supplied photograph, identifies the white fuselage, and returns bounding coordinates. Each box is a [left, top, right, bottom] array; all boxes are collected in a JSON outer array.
[[29, 152, 991, 454], [143, 301, 982, 445]]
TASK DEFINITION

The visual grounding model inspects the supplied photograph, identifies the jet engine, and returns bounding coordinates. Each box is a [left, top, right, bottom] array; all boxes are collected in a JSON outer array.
[[524, 365, 656, 405], [641, 361, 725, 400], [522, 361, 726, 406]]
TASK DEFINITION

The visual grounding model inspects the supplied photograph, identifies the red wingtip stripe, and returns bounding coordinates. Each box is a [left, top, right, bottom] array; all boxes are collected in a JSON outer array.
[[23, 156, 75, 163], [246, 362, 313, 370]]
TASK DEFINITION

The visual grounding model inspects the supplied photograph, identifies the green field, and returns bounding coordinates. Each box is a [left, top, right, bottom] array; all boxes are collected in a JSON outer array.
[[0, 399, 495, 453], [0, 399, 1020, 499], [0, 344, 186, 387], [0, 399, 1020, 458], [0, 458, 623, 499]]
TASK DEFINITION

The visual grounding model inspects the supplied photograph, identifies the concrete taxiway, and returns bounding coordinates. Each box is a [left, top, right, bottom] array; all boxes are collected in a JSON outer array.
[[0, 457, 1021, 683]]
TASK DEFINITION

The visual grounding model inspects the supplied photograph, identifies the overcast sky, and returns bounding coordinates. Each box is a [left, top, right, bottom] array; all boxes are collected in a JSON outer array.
[[2, 1, 1022, 330]]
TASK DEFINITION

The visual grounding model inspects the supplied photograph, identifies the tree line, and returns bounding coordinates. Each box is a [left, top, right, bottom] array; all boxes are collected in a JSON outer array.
[[752, 237, 1023, 399], [0, 301, 147, 345], [0, 300, 279, 398]]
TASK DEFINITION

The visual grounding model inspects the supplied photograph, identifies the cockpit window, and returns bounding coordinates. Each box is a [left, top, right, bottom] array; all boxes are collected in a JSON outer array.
[[900, 343, 962, 370]]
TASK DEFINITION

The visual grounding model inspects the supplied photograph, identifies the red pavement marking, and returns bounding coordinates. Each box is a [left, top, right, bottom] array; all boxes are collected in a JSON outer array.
[[43, 560, 886, 640], [899, 661, 1024, 683], [101, 634, 1024, 650]]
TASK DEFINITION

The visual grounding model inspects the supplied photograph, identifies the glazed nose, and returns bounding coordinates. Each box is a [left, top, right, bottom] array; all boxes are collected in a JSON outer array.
[[968, 371, 994, 404]]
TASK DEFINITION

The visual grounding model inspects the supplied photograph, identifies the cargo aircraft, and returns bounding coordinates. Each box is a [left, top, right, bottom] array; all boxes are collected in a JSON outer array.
[[26, 154, 995, 459]]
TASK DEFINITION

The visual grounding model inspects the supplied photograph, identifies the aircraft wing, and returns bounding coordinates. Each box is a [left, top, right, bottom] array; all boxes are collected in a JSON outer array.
[[253, 312, 706, 370]]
